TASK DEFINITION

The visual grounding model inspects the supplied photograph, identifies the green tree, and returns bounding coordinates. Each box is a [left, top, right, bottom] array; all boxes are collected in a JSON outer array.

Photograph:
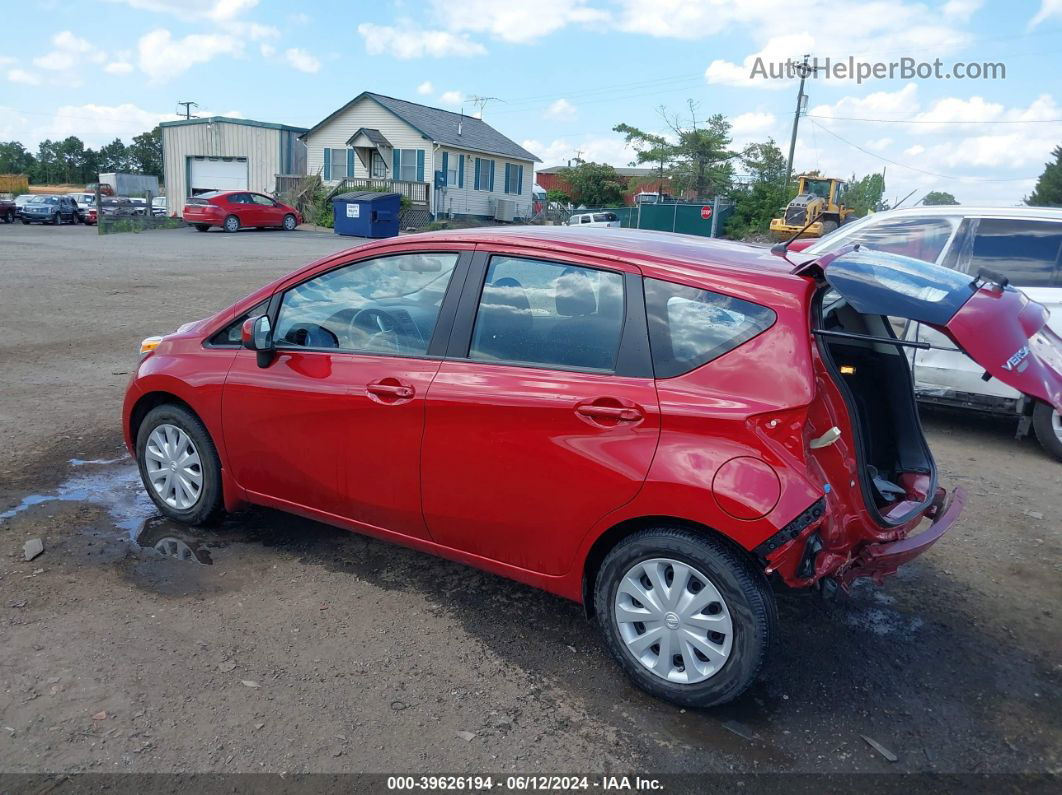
[[0, 141, 36, 175], [560, 162, 626, 206], [921, 190, 959, 206], [97, 138, 130, 173], [1026, 145, 1062, 207], [725, 138, 792, 239], [612, 123, 672, 187], [846, 172, 887, 216], [129, 126, 163, 179], [545, 188, 571, 204], [56, 136, 87, 184]]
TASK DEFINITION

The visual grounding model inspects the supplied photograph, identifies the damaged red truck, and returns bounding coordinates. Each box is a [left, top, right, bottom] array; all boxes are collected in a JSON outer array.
[[122, 227, 1062, 707]]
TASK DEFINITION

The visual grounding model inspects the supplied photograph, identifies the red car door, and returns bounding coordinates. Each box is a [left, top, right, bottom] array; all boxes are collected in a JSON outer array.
[[226, 192, 253, 226], [251, 194, 283, 226], [420, 249, 661, 575], [222, 247, 471, 537]]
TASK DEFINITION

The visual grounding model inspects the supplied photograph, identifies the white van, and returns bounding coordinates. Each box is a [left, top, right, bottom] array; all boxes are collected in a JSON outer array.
[[803, 206, 1062, 460], [568, 211, 621, 228]]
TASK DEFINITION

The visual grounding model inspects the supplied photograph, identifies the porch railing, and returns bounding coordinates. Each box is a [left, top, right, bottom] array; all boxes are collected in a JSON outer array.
[[330, 177, 429, 207]]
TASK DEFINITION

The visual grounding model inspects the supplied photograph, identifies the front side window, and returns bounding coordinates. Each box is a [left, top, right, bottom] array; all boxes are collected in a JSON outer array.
[[469, 256, 625, 371], [250, 194, 276, 206], [962, 218, 1062, 287], [274, 253, 459, 356], [644, 278, 777, 378], [847, 217, 957, 265]]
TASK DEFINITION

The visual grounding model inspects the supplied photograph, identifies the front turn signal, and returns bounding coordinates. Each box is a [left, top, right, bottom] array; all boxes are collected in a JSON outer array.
[[139, 336, 164, 357]]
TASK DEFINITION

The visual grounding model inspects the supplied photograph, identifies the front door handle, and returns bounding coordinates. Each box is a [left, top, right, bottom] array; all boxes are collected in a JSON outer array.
[[367, 381, 414, 400], [576, 404, 643, 422]]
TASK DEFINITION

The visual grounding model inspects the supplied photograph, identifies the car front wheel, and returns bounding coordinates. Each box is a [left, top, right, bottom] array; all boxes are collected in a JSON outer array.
[[1033, 401, 1062, 462], [223, 215, 240, 233], [594, 527, 776, 708], [136, 404, 224, 525], [282, 213, 297, 231]]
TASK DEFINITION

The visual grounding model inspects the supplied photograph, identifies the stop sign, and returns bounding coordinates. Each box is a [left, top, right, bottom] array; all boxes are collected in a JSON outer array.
[[700, 205, 712, 220]]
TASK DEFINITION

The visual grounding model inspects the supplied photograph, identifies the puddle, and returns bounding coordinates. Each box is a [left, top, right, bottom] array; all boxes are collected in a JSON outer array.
[[132, 516, 214, 565], [0, 456, 154, 533]]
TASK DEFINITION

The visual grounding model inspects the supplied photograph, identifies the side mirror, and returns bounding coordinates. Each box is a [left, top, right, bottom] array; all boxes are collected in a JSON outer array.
[[241, 315, 275, 368]]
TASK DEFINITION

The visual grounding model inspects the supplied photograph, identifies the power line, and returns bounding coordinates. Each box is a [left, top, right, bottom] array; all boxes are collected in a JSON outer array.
[[806, 118, 1037, 183]]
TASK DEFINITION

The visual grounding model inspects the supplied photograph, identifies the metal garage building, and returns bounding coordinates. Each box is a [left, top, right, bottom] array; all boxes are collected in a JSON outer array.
[[161, 117, 308, 215]]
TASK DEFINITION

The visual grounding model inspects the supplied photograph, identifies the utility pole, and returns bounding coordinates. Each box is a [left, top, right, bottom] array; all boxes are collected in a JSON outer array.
[[177, 101, 198, 120], [785, 55, 817, 188]]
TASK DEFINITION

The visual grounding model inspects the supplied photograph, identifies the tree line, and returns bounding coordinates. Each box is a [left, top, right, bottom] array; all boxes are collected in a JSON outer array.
[[0, 126, 163, 186]]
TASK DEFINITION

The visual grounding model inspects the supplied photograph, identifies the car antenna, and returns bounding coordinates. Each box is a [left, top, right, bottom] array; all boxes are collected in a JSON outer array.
[[770, 211, 823, 263]]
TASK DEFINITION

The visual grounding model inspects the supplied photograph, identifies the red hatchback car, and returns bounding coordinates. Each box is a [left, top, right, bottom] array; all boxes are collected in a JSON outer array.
[[182, 190, 302, 233], [122, 227, 1062, 706]]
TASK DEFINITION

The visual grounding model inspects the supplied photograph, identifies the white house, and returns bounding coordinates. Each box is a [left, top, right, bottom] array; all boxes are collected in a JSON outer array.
[[301, 92, 540, 220]]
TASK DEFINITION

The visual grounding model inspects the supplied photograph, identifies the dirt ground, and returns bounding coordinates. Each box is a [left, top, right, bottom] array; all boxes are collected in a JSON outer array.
[[0, 223, 1059, 778]]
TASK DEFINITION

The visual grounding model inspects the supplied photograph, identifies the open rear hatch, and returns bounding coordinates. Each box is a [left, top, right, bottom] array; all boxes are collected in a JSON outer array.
[[807, 247, 1062, 412]]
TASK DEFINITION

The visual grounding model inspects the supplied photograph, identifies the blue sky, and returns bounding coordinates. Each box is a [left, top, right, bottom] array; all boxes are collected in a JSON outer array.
[[3, 0, 1061, 204]]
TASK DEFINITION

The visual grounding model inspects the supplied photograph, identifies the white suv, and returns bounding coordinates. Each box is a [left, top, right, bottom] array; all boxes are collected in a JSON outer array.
[[803, 207, 1062, 460]]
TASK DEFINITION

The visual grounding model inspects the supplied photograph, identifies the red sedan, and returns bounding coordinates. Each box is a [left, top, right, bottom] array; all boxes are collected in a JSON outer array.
[[182, 190, 302, 233], [122, 227, 1061, 707]]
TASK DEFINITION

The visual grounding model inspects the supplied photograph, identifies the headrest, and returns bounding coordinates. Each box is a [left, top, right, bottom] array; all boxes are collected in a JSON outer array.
[[555, 268, 597, 317]]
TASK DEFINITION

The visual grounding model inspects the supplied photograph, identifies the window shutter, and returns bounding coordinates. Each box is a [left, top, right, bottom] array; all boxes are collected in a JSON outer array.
[[517, 165, 524, 195], [416, 149, 425, 183], [474, 158, 481, 190], [504, 163, 511, 194], [441, 151, 448, 185], [393, 148, 400, 179], [323, 148, 331, 181], [458, 155, 464, 188], [346, 148, 354, 179], [489, 160, 495, 192]]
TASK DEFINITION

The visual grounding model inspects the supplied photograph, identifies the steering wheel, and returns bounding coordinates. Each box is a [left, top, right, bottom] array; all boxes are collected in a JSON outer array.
[[349, 308, 401, 353]]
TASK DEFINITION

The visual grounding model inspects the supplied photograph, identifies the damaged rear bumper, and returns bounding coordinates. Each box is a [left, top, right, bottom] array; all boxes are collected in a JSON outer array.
[[836, 487, 966, 588]]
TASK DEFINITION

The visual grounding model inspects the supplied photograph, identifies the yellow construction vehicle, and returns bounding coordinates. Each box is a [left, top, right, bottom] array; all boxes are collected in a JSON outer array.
[[770, 175, 854, 239]]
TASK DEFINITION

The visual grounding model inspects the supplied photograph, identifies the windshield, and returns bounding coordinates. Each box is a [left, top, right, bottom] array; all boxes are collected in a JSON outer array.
[[803, 179, 832, 199], [30, 196, 57, 205]]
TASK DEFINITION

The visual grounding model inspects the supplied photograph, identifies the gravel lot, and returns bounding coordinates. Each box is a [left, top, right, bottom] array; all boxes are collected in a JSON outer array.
[[0, 223, 1059, 777]]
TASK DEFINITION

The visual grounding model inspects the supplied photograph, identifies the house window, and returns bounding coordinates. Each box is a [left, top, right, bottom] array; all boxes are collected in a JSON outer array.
[[371, 151, 386, 178], [474, 157, 494, 191], [447, 158, 458, 187], [504, 163, 524, 195], [398, 149, 417, 182], [329, 148, 350, 180]]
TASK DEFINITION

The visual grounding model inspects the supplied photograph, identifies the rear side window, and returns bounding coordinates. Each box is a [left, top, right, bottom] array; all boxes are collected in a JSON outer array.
[[847, 217, 957, 264], [963, 218, 1062, 287], [644, 278, 777, 378]]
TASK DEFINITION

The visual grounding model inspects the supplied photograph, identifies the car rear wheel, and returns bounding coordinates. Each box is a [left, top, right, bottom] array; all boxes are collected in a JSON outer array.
[[136, 404, 224, 525], [282, 213, 297, 231], [1032, 401, 1062, 462], [593, 527, 775, 708], [223, 215, 240, 233], [193, 224, 210, 232]]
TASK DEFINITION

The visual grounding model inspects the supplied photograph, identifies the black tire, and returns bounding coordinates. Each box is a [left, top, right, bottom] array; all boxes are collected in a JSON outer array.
[[2, 211, 11, 224], [50, 213, 60, 225], [135, 404, 224, 526], [22, 219, 30, 225], [223, 214, 240, 233], [1032, 401, 1062, 462], [193, 224, 210, 232], [593, 527, 776, 708], [282, 213, 297, 231]]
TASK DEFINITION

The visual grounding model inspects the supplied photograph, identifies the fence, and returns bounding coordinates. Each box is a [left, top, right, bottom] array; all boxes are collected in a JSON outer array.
[[96, 189, 184, 235], [329, 177, 429, 207], [572, 200, 733, 237]]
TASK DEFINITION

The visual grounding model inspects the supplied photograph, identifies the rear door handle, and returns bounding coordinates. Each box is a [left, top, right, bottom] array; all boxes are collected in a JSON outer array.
[[576, 404, 643, 422], [367, 382, 414, 399]]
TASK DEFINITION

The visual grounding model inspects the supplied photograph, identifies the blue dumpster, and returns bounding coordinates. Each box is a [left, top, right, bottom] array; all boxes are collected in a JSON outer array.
[[332, 191, 401, 238]]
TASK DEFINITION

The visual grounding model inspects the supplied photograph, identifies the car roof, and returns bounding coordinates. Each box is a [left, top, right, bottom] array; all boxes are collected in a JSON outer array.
[[858, 205, 1062, 221]]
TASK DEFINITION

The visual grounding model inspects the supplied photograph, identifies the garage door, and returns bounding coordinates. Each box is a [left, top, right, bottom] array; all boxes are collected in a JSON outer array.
[[189, 157, 247, 194]]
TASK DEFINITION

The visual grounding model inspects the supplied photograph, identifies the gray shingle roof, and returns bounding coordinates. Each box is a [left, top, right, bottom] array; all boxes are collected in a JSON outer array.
[[304, 92, 540, 163], [346, 127, 391, 148]]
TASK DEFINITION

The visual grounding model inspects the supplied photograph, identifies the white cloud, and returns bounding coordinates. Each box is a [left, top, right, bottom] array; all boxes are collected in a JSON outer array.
[[439, 90, 464, 107], [904, 144, 926, 156], [943, 0, 983, 19], [521, 136, 632, 168], [430, 0, 609, 44], [865, 137, 893, 151], [731, 111, 777, 136], [284, 47, 320, 73], [106, 0, 258, 20], [545, 99, 577, 120], [1029, 0, 1062, 28], [8, 68, 41, 86], [259, 43, 276, 57], [357, 23, 487, 58], [706, 33, 815, 90], [33, 31, 106, 72], [417, 80, 434, 95], [137, 28, 242, 82], [0, 56, 14, 66], [104, 61, 134, 75], [289, 12, 310, 25]]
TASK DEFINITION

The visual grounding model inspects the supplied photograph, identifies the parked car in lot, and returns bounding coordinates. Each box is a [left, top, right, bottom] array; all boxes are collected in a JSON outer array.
[[99, 197, 137, 218], [14, 194, 35, 212], [128, 197, 149, 216], [0, 196, 15, 223], [569, 211, 621, 227], [182, 190, 302, 232], [152, 196, 168, 216], [123, 227, 1061, 706], [82, 205, 97, 226], [67, 191, 97, 209], [802, 207, 1062, 461], [20, 195, 81, 225]]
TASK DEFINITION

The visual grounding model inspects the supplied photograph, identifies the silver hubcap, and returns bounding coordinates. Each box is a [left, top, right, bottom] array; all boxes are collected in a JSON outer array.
[[1052, 410, 1062, 443], [144, 424, 203, 511], [614, 557, 734, 684], [284, 215, 295, 229], [226, 217, 238, 231]]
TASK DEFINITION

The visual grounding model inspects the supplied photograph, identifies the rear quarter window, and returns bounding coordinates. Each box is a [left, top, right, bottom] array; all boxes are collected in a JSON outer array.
[[644, 278, 777, 378], [961, 218, 1062, 287]]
